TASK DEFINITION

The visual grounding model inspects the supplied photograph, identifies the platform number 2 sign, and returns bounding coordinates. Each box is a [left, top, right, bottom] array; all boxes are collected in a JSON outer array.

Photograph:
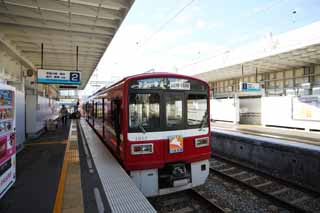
[[70, 72, 80, 83]]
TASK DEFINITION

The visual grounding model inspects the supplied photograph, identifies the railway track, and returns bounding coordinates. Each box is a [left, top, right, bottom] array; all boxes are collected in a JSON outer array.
[[210, 156, 320, 212], [148, 189, 226, 212], [187, 189, 226, 212]]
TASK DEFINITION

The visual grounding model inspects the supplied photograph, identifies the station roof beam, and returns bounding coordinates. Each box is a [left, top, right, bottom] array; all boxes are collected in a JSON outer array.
[[0, 0, 135, 89]]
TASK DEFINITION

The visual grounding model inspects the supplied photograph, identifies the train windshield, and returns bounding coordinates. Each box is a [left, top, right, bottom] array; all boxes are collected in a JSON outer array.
[[187, 94, 208, 126], [129, 93, 160, 132], [129, 77, 208, 132], [166, 94, 183, 128]]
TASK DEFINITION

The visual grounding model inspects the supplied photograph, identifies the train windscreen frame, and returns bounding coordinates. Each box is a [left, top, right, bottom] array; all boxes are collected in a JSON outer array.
[[128, 77, 209, 133]]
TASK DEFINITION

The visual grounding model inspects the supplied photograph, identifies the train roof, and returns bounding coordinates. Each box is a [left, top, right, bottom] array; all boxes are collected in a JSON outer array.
[[87, 72, 209, 99]]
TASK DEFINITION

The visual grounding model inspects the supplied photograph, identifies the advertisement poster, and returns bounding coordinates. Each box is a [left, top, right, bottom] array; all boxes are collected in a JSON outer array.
[[292, 96, 320, 121], [0, 86, 16, 199], [169, 135, 183, 154]]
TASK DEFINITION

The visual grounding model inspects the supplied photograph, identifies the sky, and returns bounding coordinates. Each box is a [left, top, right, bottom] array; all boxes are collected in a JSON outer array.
[[83, 0, 320, 95]]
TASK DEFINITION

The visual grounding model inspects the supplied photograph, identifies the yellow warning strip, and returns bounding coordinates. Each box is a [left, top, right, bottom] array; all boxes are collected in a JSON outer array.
[[25, 141, 67, 146], [53, 139, 70, 213]]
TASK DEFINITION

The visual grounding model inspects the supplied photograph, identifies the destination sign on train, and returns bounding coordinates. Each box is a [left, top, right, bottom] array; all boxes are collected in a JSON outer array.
[[129, 77, 207, 91], [37, 69, 81, 85]]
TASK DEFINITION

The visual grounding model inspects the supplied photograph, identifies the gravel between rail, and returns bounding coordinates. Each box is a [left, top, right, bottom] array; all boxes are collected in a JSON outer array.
[[209, 156, 320, 212], [148, 189, 225, 212]]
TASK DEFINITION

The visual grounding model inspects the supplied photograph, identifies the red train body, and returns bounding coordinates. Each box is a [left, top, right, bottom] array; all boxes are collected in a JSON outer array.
[[84, 73, 211, 196]]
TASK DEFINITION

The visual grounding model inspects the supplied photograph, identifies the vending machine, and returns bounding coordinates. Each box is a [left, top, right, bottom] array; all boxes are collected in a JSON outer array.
[[0, 84, 16, 199]]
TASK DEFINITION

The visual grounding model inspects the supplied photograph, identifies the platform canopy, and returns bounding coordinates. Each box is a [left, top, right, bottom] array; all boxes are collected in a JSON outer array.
[[0, 0, 134, 89], [191, 21, 320, 81]]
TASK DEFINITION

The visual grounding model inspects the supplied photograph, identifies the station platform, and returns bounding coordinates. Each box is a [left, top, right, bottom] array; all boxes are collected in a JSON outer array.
[[211, 121, 320, 146], [0, 120, 70, 213], [210, 121, 320, 194], [0, 118, 156, 213]]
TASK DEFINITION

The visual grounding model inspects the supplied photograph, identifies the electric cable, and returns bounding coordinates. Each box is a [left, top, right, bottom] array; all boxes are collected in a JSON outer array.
[[137, 0, 197, 48]]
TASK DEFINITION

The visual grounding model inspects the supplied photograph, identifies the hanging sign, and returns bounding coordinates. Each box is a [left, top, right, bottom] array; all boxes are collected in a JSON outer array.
[[37, 69, 81, 85], [239, 82, 261, 92]]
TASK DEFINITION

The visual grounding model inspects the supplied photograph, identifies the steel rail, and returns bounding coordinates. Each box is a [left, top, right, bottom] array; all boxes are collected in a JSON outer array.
[[186, 189, 226, 213], [210, 157, 318, 213]]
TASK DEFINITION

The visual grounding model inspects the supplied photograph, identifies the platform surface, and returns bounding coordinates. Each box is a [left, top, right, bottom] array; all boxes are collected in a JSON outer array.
[[80, 119, 156, 213], [0, 120, 70, 213], [211, 122, 320, 146]]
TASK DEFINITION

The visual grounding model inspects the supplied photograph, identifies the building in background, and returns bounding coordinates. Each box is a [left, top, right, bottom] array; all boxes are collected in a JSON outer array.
[[189, 21, 320, 131]]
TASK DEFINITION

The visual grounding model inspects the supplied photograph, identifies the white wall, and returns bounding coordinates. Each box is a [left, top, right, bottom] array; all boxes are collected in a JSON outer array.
[[16, 90, 25, 147], [26, 94, 59, 135], [239, 98, 261, 124], [210, 98, 239, 123], [239, 98, 261, 113], [261, 96, 320, 130]]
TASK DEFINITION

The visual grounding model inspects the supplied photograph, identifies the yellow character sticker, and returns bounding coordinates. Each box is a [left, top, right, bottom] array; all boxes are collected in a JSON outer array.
[[169, 135, 183, 154]]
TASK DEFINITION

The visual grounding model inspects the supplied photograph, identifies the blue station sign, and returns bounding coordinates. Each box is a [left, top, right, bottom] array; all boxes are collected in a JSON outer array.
[[37, 69, 81, 85], [239, 82, 261, 92]]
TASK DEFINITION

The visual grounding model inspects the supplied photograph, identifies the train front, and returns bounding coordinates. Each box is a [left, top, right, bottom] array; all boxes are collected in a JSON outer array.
[[124, 74, 211, 197]]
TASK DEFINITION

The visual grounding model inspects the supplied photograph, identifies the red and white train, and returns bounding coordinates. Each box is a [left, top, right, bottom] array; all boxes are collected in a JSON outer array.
[[84, 72, 211, 197]]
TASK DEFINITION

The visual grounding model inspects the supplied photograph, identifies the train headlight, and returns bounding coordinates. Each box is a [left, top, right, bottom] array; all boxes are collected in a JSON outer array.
[[195, 137, 209, 148], [131, 143, 154, 155]]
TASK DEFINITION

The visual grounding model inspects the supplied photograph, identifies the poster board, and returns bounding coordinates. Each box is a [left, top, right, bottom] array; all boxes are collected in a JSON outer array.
[[292, 96, 320, 121]]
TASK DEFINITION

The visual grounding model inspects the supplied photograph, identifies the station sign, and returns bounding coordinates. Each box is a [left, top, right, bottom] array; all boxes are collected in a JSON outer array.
[[37, 69, 81, 85], [239, 82, 261, 92]]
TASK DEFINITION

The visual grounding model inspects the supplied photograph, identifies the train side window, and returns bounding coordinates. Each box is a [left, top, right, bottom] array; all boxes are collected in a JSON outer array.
[[112, 99, 121, 132], [95, 102, 98, 118]]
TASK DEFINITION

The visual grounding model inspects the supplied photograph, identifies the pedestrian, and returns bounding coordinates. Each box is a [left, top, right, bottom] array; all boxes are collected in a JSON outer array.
[[60, 104, 68, 125]]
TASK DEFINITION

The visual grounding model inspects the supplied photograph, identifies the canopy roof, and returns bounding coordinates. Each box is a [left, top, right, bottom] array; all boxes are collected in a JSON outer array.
[[193, 21, 320, 81], [0, 0, 134, 89]]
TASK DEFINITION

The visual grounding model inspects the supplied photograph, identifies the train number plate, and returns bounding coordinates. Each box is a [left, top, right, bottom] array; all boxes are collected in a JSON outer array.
[[169, 135, 183, 154]]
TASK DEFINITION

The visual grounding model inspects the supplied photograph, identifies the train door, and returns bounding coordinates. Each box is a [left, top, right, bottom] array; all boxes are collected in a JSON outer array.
[[112, 98, 121, 157]]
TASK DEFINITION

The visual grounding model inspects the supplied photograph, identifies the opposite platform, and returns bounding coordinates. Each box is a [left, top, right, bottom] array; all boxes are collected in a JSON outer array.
[[211, 127, 320, 194], [79, 119, 156, 213], [211, 122, 320, 146]]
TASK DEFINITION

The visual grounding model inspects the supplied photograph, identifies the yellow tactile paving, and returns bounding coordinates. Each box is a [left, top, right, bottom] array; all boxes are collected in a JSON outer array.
[[66, 149, 80, 163], [53, 121, 84, 213]]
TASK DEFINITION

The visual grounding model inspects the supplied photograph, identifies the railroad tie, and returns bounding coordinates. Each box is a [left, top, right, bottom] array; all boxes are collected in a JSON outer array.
[[218, 167, 235, 173], [270, 187, 289, 196], [253, 181, 273, 188], [241, 175, 258, 182], [211, 163, 225, 168], [174, 207, 194, 213], [229, 171, 247, 177], [289, 196, 310, 204]]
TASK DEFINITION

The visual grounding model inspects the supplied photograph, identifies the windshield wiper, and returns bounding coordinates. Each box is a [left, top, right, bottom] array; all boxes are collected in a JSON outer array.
[[137, 121, 146, 134], [199, 111, 208, 131]]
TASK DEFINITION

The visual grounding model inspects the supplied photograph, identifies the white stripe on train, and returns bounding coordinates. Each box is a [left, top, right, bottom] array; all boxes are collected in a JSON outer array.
[[128, 128, 209, 141]]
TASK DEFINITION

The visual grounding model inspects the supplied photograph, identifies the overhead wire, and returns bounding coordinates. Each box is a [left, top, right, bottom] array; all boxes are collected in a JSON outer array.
[[176, 0, 290, 71], [136, 0, 197, 48]]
